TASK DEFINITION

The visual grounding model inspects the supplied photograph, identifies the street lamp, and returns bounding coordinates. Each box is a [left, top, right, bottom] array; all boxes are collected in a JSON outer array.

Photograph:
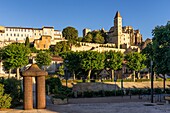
[[151, 60, 154, 103], [64, 60, 69, 89]]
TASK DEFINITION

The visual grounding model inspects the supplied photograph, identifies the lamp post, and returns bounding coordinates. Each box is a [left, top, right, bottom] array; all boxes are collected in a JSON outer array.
[[151, 60, 154, 103], [64, 60, 69, 89]]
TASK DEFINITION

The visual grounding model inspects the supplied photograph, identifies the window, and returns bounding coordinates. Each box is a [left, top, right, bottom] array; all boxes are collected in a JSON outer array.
[[8, 38, 10, 41], [6, 34, 8, 36], [44, 44, 46, 48], [21, 34, 23, 37], [11, 34, 12, 36], [21, 29, 23, 32], [14, 34, 16, 36], [6, 28, 8, 31], [16, 38, 18, 41], [17, 34, 19, 37], [35, 33, 36, 35]]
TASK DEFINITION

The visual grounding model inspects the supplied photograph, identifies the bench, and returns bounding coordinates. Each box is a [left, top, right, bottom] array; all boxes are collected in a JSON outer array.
[[164, 96, 170, 104]]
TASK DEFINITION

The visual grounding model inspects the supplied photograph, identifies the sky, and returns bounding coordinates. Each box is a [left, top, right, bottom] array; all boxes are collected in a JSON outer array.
[[0, 0, 170, 40]]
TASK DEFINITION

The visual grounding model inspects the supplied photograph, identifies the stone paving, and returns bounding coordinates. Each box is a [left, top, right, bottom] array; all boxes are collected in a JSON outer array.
[[0, 96, 170, 113]]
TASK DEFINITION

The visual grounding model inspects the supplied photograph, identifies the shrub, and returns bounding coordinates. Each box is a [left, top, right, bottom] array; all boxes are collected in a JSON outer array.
[[46, 76, 62, 94], [0, 84, 12, 109], [0, 77, 22, 107]]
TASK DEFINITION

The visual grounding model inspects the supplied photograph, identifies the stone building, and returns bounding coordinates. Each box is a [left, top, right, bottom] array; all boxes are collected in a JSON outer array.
[[34, 35, 51, 50], [0, 26, 63, 45], [108, 11, 142, 48], [83, 28, 91, 37]]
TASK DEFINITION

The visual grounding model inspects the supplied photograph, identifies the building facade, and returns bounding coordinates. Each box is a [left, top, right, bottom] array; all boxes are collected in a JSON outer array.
[[108, 11, 142, 48], [0, 26, 63, 45]]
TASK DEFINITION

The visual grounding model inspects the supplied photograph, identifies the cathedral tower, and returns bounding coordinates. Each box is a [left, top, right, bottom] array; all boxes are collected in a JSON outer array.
[[114, 11, 122, 48]]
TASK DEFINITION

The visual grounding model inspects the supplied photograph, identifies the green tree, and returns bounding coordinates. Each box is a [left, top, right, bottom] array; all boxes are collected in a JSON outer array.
[[125, 52, 146, 81], [57, 65, 64, 77], [152, 24, 170, 91], [35, 51, 52, 70], [25, 37, 30, 47], [62, 26, 78, 41], [82, 33, 93, 43], [50, 41, 70, 55], [82, 30, 105, 44], [93, 32, 105, 44], [61, 51, 81, 80], [141, 42, 154, 69], [0, 84, 12, 109], [105, 51, 124, 80], [80, 51, 105, 80], [2, 43, 30, 79]]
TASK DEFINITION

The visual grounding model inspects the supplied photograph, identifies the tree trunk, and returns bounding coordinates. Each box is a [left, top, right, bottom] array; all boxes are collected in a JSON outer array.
[[8, 69, 11, 78], [73, 70, 75, 81], [87, 69, 92, 81], [111, 70, 114, 80], [133, 71, 136, 82], [137, 72, 140, 79], [163, 74, 166, 93], [16, 67, 20, 80]]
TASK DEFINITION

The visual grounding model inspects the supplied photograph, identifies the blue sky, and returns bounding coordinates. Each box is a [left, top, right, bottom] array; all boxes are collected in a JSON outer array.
[[0, 0, 170, 40]]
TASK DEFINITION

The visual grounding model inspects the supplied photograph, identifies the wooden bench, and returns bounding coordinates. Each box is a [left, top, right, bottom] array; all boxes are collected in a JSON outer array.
[[164, 96, 170, 104]]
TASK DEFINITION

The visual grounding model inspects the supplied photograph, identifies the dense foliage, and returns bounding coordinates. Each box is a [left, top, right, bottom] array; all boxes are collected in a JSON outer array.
[[79, 51, 105, 80], [1, 43, 30, 79], [125, 52, 146, 81], [35, 51, 52, 69], [105, 51, 124, 79], [0, 84, 12, 109], [0, 77, 22, 108], [62, 26, 78, 41], [82, 30, 105, 44], [50, 41, 71, 55]]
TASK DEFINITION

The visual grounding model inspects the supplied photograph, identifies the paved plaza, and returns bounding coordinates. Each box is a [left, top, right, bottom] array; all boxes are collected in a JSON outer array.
[[0, 96, 170, 113]]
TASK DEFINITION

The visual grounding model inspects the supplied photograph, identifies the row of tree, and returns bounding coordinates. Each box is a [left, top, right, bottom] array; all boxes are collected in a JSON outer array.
[[61, 51, 146, 81]]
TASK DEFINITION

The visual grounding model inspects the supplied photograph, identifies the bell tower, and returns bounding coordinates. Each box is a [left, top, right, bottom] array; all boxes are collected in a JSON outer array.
[[114, 11, 122, 48]]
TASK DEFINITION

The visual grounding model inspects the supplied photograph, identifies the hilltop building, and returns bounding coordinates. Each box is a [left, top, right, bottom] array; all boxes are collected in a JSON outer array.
[[0, 26, 63, 48], [108, 11, 142, 48], [83, 28, 91, 37]]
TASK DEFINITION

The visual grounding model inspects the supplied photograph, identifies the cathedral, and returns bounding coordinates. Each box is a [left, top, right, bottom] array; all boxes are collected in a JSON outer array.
[[108, 11, 143, 49]]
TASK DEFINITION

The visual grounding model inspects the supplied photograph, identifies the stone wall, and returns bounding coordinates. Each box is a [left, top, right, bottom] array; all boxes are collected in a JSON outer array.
[[72, 83, 120, 92]]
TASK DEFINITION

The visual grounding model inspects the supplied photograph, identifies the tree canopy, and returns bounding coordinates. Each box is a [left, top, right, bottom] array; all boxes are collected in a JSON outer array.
[[50, 41, 70, 55], [152, 24, 170, 75], [62, 26, 78, 41], [79, 51, 105, 80], [2, 43, 30, 79], [125, 52, 146, 81], [105, 51, 124, 79], [82, 30, 105, 44], [61, 51, 81, 80], [35, 51, 52, 69], [25, 37, 30, 47], [125, 52, 146, 72]]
